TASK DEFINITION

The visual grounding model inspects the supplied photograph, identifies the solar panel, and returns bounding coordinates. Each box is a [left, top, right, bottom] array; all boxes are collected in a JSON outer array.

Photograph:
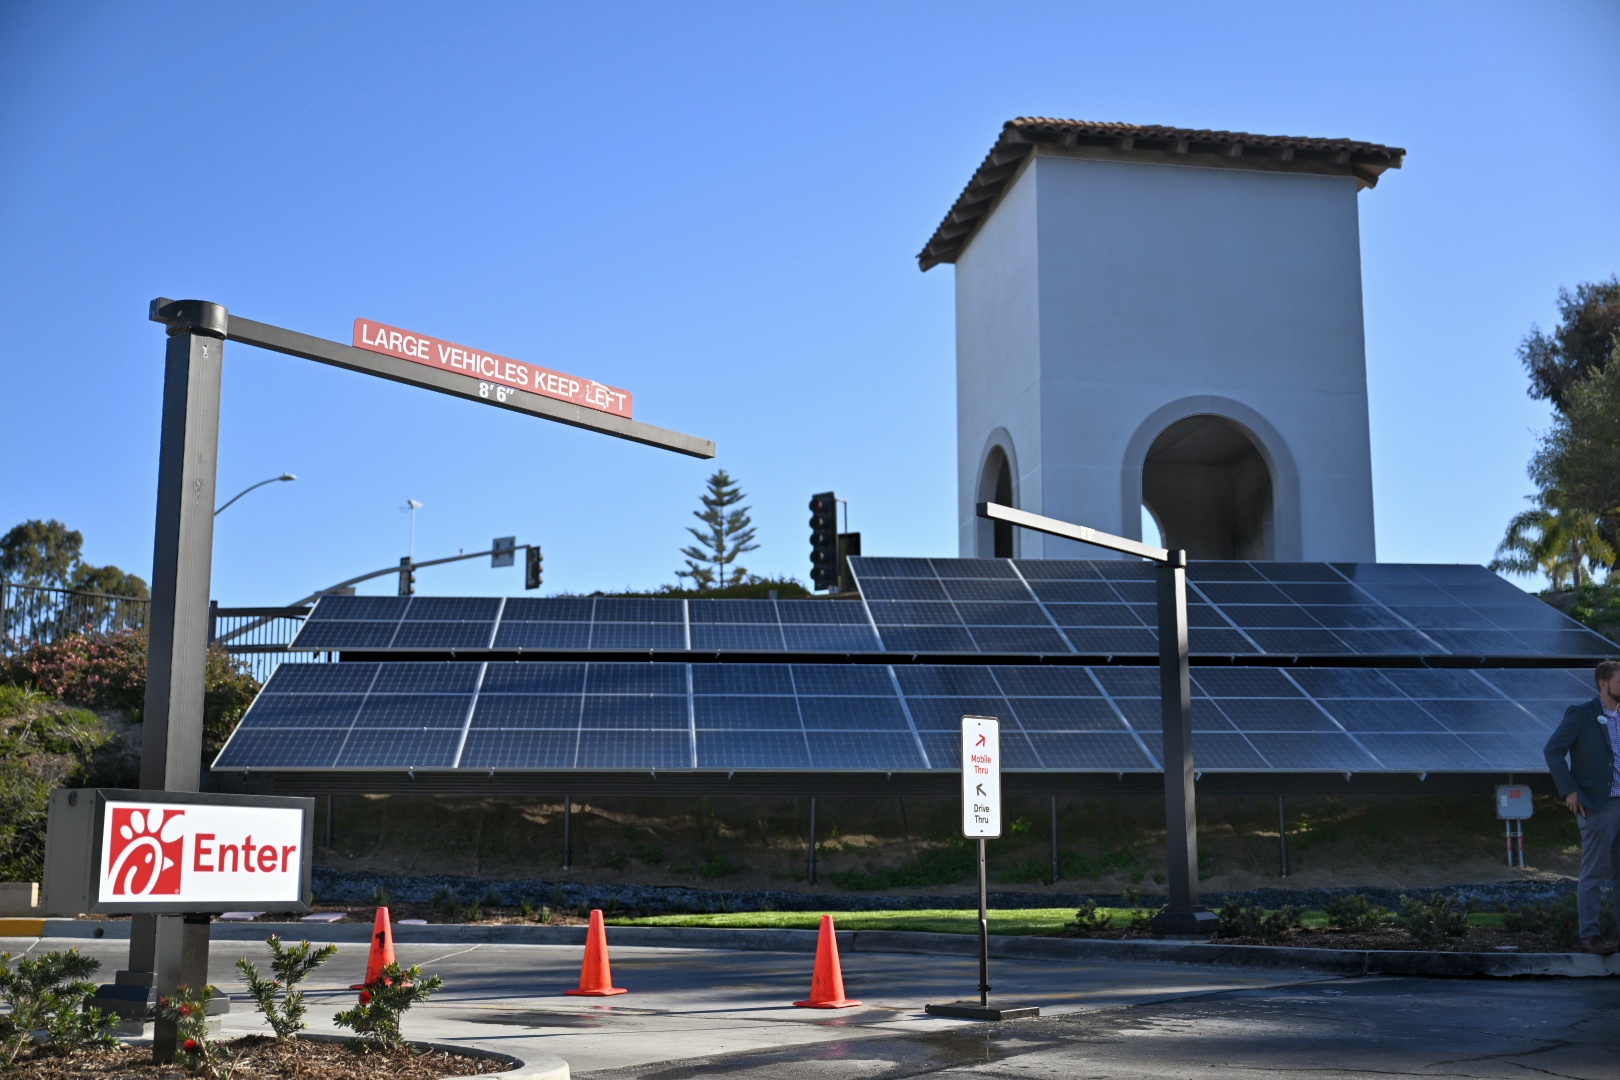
[[214, 660, 1600, 776]]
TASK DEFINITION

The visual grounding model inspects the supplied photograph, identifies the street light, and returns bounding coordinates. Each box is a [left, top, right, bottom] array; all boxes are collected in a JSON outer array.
[[214, 473, 296, 516]]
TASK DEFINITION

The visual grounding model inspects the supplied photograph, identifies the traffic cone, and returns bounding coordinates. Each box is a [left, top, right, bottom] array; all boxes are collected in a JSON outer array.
[[565, 909, 627, 996], [350, 907, 399, 1003], [793, 914, 861, 1008]]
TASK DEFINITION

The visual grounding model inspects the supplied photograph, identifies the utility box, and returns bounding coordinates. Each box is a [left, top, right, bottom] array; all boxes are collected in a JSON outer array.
[[1496, 784, 1533, 820], [42, 789, 314, 916]]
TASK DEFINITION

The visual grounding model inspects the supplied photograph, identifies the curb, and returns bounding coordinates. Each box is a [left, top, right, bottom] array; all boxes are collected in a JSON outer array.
[[33, 919, 1620, 979]]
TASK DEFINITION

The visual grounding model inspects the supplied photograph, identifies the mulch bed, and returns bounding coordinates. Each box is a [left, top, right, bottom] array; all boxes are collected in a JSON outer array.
[[1059, 925, 1574, 952], [8, 1037, 510, 1080]]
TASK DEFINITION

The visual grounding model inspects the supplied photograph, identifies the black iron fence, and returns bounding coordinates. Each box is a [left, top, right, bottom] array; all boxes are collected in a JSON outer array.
[[1, 582, 322, 683]]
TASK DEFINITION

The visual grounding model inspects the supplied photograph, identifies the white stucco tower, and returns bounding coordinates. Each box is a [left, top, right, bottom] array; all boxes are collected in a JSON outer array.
[[922, 118, 1404, 561]]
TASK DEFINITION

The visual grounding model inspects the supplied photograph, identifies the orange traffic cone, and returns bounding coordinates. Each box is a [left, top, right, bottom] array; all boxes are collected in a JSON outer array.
[[350, 907, 398, 1003], [565, 909, 627, 996], [793, 914, 861, 1008]]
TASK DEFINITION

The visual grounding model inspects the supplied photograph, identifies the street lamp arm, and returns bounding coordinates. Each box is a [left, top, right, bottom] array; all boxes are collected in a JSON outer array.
[[976, 502, 1176, 564], [215, 473, 296, 516]]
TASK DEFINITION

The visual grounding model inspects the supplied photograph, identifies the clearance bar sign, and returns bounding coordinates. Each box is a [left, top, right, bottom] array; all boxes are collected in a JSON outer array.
[[353, 318, 633, 419]]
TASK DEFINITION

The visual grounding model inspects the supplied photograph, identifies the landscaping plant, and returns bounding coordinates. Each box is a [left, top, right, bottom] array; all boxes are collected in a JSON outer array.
[[333, 962, 443, 1050], [235, 936, 338, 1039], [1324, 894, 1389, 933], [1071, 899, 1114, 934], [1394, 894, 1471, 947], [0, 949, 117, 1068], [1217, 897, 1302, 941], [158, 985, 226, 1077]]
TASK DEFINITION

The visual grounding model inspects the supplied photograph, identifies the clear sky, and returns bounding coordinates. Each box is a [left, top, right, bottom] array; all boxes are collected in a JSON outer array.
[[2, 1, 1616, 603]]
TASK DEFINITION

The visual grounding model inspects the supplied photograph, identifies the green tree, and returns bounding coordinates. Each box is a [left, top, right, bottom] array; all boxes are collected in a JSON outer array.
[[1490, 491, 1615, 589], [676, 470, 760, 591], [0, 519, 148, 598], [1520, 276, 1620, 413], [1531, 343, 1620, 557]]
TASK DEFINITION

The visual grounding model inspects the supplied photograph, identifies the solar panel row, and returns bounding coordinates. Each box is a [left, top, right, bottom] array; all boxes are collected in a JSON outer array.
[[212, 661, 1590, 774], [290, 560, 1615, 659]]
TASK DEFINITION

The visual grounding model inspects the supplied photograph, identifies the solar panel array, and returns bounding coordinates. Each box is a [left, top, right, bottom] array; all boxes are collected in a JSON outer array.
[[289, 561, 1614, 661], [852, 558, 1615, 659], [213, 660, 1591, 774], [292, 595, 880, 654]]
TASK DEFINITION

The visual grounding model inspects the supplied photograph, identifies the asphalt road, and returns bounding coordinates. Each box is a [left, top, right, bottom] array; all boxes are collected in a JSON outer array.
[[10, 934, 1617, 1078]]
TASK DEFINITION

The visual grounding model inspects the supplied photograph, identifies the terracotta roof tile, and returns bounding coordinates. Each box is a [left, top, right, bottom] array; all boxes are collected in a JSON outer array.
[[919, 118, 1406, 271]]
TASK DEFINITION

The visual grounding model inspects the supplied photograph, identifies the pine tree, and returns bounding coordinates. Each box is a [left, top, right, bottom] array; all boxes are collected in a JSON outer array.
[[677, 470, 760, 590]]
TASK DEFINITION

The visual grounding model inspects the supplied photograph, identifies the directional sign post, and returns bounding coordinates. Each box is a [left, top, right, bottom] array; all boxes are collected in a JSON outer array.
[[926, 717, 1039, 1022], [127, 299, 714, 1061]]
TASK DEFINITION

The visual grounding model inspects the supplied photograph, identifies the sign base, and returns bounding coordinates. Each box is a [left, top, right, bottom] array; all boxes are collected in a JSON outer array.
[[925, 1001, 1040, 1022], [1149, 907, 1220, 938]]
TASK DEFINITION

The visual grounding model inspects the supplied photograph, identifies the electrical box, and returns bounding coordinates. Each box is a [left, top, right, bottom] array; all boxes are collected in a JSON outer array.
[[1496, 784, 1533, 820]]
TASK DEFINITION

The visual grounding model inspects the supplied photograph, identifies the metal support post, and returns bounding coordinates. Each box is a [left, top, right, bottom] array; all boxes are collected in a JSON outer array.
[[562, 798, 572, 870], [1050, 796, 1060, 884], [1149, 553, 1217, 937], [807, 796, 818, 885], [1278, 796, 1289, 877], [133, 300, 229, 1060], [977, 837, 990, 1007], [324, 796, 334, 848]]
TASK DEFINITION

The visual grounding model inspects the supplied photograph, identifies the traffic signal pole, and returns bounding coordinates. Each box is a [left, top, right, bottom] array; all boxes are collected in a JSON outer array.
[[976, 502, 1217, 937]]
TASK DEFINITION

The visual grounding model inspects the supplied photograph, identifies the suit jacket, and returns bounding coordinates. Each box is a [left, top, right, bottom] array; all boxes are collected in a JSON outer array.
[[1544, 697, 1617, 810]]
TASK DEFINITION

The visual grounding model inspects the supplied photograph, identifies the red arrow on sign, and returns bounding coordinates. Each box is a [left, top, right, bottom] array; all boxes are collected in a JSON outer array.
[[975, 734, 987, 747]]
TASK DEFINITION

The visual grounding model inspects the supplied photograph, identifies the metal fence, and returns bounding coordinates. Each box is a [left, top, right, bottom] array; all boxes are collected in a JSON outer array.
[[1, 582, 321, 683]]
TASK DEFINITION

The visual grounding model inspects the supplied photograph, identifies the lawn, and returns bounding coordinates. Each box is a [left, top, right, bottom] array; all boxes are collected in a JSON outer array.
[[608, 907, 1509, 935]]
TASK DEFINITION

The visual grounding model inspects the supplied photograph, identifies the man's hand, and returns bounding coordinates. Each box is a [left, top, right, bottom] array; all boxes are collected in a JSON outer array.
[[1566, 791, 1587, 817]]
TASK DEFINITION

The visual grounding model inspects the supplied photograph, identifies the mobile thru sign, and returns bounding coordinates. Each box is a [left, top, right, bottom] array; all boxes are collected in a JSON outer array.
[[43, 789, 314, 915], [961, 716, 1001, 839], [354, 318, 633, 418]]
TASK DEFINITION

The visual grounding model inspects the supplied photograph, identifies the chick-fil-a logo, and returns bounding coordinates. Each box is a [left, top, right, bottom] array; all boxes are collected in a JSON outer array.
[[106, 807, 185, 895]]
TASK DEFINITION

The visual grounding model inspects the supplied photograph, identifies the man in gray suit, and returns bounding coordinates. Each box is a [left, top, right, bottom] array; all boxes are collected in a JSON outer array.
[[1544, 659, 1620, 954]]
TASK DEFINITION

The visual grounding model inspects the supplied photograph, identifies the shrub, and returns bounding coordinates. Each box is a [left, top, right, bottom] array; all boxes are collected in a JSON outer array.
[[1071, 900, 1114, 934], [635, 842, 664, 865], [1325, 894, 1389, 933], [370, 886, 393, 907], [0, 949, 117, 1068], [1217, 897, 1302, 941], [599, 849, 628, 871], [1502, 895, 1609, 948], [0, 630, 259, 754], [333, 962, 443, 1050], [235, 935, 338, 1039], [1394, 894, 1470, 948], [694, 847, 742, 880], [158, 985, 222, 1076], [0, 690, 112, 880]]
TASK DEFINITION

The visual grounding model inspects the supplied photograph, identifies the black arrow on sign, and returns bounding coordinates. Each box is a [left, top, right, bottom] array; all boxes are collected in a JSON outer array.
[[976, 783, 986, 796]]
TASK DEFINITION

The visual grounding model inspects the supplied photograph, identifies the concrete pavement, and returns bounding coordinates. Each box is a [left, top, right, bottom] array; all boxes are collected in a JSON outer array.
[[3, 933, 1319, 1077]]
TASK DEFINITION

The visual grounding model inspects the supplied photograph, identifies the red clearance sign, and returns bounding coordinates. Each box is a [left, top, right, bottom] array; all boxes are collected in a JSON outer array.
[[353, 319, 633, 418]]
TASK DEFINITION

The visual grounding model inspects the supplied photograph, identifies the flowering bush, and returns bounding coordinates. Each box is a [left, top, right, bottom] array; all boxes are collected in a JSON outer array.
[[158, 985, 225, 1076], [0, 630, 259, 753]]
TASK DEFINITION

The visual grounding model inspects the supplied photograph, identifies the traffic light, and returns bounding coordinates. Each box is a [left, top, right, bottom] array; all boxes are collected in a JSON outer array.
[[397, 557, 416, 596], [808, 492, 838, 591], [525, 545, 544, 590]]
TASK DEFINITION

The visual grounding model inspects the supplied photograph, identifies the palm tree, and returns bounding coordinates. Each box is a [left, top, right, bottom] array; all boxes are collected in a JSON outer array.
[[1490, 492, 1615, 590]]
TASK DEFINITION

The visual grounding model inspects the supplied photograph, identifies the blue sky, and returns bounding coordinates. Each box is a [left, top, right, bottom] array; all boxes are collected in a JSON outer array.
[[2, 1, 1616, 602]]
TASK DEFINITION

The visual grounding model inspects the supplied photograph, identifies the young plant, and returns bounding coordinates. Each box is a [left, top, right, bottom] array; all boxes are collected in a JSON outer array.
[[1217, 896, 1264, 939], [1394, 894, 1471, 948], [0, 948, 117, 1068], [1325, 894, 1389, 933], [333, 962, 443, 1050], [158, 985, 226, 1077], [1071, 899, 1114, 934], [235, 936, 338, 1039]]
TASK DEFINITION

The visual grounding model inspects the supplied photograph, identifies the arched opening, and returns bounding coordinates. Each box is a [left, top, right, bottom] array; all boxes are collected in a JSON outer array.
[[978, 445, 1015, 558], [1142, 415, 1273, 559]]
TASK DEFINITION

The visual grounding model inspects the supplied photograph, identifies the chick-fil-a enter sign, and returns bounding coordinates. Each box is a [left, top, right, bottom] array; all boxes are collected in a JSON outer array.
[[354, 319, 633, 418]]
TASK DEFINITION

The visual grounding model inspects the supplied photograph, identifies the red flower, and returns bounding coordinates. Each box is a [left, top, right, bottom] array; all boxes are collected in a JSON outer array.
[[183, 1038, 198, 1052], [179, 1004, 192, 1017]]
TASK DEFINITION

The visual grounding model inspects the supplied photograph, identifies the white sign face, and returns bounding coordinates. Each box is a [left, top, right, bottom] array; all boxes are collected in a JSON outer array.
[[1495, 784, 1533, 820], [961, 716, 1001, 839], [98, 800, 306, 904]]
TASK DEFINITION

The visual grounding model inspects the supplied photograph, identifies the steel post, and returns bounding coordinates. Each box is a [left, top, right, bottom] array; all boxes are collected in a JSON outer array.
[[1050, 796, 1060, 884], [1278, 795, 1289, 877], [134, 300, 229, 1060], [977, 837, 990, 1007], [562, 798, 572, 870], [807, 797, 818, 885], [1149, 553, 1217, 937]]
